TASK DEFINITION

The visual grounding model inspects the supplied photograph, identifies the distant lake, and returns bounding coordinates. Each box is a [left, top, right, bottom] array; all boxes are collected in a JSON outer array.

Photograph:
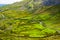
[[0, 4, 6, 6]]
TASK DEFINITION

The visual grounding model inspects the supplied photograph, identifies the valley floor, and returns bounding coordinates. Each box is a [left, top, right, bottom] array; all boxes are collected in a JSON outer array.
[[20, 35, 60, 40]]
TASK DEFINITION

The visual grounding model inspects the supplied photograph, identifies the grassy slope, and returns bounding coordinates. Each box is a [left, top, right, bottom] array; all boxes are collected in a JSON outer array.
[[0, 0, 60, 40], [19, 5, 60, 40]]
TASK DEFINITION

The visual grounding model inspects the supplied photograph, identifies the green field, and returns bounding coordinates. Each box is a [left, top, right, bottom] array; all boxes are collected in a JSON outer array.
[[0, 0, 60, 40]]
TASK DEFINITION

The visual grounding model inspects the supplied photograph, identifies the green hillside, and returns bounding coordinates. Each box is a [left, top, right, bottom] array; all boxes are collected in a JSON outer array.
[[0, 0, 60, 40]]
